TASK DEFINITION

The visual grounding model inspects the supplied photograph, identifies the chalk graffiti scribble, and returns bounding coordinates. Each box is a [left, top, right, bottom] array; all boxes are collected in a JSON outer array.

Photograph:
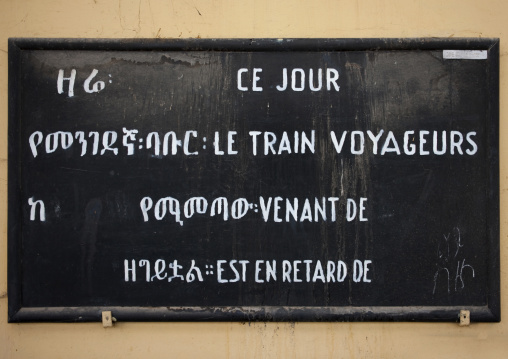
[[433, 227, 475, 295]]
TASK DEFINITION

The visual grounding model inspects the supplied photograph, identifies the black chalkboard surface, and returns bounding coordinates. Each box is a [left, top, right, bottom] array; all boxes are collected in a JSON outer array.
[[8, 38, 499, 322]]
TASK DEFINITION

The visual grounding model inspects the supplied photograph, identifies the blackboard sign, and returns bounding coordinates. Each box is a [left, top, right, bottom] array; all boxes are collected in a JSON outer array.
[[8, 38, 500, 322]]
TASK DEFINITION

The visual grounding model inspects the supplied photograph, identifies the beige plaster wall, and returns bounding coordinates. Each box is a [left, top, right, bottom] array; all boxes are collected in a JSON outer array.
[[0, 0, 506, 358]]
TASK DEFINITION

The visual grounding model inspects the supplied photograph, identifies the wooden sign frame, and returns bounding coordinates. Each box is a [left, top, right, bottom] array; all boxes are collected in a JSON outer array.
[[8, 38, 500, 322]]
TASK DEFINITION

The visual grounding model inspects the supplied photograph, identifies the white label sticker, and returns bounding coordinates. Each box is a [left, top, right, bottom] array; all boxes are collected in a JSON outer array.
[[443, 50, 487, 60]]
